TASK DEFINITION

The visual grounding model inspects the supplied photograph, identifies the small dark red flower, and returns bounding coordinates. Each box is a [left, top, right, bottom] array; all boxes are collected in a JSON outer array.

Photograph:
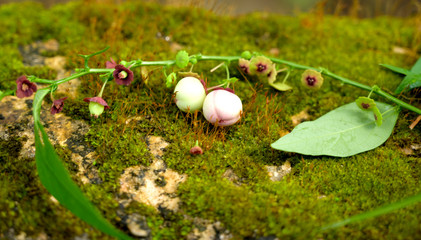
[[106, 57, 117, 69], [113, 65, 134, 86], [50, 97, 68, 115], [16, 75, 37, 98], [190, 145, 203, 155]]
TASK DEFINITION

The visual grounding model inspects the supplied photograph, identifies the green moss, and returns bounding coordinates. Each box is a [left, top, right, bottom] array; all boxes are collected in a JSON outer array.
[[0, 1, 420, 239]]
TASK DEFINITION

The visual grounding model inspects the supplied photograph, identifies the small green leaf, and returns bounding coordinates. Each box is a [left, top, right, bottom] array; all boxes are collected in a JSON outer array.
[[269, 82, 292, 91], [0, 89, 15, 102], [166, 72, 177, 88], [34, 121, 132, 240], [241, 51, 252, 60], [175, 50, 189, 68], [392, 56, 421, 94], [271, 102, 399, 157], [227, 77, 239, 84]]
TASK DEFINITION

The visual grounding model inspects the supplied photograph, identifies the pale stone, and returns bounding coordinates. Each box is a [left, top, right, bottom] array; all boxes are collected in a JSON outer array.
[[126, 213, 151, 237], [291, 108, 309, 126], [146, 136, 170, 158], [119, 136, 187, 211], [222, 168, 240, 185], [266, 160, 292, 181], [0, 96, 99, 184], [119, 163, 186, 211]]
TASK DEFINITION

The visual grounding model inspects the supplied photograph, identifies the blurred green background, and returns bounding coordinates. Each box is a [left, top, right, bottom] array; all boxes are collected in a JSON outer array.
[[0, 0, 420, 17]]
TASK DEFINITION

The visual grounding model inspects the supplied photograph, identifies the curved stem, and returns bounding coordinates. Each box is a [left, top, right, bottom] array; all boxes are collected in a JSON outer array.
[[225, 62, 230, 80], [98, 78, 108, 98], [268, 57, 421, 115], [26, 53, 421, 115]]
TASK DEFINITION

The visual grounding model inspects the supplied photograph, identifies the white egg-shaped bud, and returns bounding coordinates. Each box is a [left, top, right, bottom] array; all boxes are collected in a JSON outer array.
[[174, 77, 206, 112]]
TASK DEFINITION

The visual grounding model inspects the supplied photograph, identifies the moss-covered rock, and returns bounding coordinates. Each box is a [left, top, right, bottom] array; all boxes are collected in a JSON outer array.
[[0, 1, 420, 239]]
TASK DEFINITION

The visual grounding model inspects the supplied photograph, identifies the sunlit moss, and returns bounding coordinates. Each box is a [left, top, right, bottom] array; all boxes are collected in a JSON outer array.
[[0, 0, 420, 239]]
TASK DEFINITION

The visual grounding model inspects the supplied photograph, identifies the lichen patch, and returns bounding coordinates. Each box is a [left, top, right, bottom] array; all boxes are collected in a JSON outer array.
[[119, 160, 187, 211], [0, 95, 100, 184], [146, 136, 170, 159]]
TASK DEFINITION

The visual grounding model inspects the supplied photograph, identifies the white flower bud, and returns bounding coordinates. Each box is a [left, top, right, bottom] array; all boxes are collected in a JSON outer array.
[[174, 77, 206, 112]]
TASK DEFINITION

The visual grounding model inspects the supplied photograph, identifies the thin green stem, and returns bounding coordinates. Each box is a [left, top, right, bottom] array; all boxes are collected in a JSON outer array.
[[133, 60, 176, 67], [198, 55, 241, 62], [54, 69, 112, 85], [321, 70, 420, 114], [31, 78, 56, 84], [225, 62, 230, 80], [368, 88, 374, 98], [23, 53, 421, 115], [268, 57, 421, 115], [282, 68, 291, 84], [98, 78, 108, 98]]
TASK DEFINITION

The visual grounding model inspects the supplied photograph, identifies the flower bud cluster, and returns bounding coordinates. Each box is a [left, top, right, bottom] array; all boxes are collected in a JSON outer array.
[[238, 53, 324, 91], [174, 77, 243, 127], [239, 56, 275, 81], [15, 57, 136, 117]]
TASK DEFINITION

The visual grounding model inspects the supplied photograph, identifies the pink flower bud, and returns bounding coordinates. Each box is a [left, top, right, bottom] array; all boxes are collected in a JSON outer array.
[[202, 88, 242, 127], [190, 145, 203, 155]]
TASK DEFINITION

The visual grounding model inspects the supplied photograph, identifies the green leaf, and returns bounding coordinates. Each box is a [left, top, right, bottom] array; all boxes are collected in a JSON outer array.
[[322, 191, 421, 230], [269, 82, 292, 91], [379, 64, 411, 75], [34, 121, 132, 240], [271, 102, 399, 157], [33, 88, 51, 123], [0, 89, 15, 102], [175, 50, 189, 68], [393, 56, 421, 94]]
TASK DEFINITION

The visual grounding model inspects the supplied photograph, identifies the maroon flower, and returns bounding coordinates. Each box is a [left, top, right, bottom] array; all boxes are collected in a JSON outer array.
[[190, 145, 203, 155], [83, 96, 110, 118], [113, 65, 134, 86], [16, 75, 37, 98], [106, 57, 117, 69], [50, 97, 68, 115]]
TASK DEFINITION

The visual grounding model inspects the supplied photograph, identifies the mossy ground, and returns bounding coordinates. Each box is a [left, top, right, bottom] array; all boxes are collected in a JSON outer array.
[[0, 1, 420, 239]]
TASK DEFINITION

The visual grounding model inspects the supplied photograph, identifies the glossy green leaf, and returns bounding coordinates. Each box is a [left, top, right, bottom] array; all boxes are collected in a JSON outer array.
[[271, 102, 399, 157], [32, 88, 51, 122], [392, 56, 421, 94], [322, 191, 421, 230]]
